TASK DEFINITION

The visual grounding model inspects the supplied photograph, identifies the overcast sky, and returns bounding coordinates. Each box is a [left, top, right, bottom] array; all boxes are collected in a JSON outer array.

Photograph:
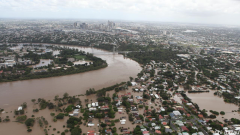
[[0, 0, 240, 25]]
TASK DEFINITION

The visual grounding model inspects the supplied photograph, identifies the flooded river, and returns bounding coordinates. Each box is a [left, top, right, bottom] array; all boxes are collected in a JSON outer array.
[[0, 45, 141, 108]]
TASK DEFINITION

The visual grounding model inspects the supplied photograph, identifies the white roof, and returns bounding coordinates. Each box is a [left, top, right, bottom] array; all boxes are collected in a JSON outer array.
[[235, 127, 240, 130], [121, 121, 126, 124], [88, 123, 94, 126], [161, 107, 165, 111], [223, 127, 228, 130], [173, 111, 181, 116], [73, 109, 79, 112], [76, 105, 81, 108], [131, 82, 137, 86], [151, 123, 156, 126], [18, 106, 22, 111]]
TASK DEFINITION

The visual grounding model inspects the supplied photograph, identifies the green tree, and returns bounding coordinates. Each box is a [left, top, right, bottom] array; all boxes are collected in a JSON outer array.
[[56, 113, 65, 119], [31, 99, 36, 104], [109, 109, 115, 118], [71, 127, 81, 135], [25, 118, 35, 126], [63, 92, 69, 99], [112, 127, 117, 133], [220, 111, 225, 115]]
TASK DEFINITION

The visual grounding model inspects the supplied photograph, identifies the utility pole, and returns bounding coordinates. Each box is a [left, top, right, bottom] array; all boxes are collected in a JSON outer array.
[[113, 46, 115, 54]]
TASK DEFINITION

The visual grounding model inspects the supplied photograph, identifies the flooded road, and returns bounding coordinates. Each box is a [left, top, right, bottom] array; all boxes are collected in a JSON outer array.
[[32, 59, 53, 68], [0, 45, 141, 108], [186, 90, 240, 121]]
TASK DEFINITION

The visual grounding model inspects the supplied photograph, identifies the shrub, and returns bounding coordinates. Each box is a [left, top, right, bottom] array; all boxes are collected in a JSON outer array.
[[33, 109, 39, 112], [65, 105, 74, 113], [56, 113, 64, 119], [25, 118, 35, 126], [220, 111, 225, 115], [27, 129, 32, 132], [100, 123, 107, 127], [53, 118, 57, 122], [16, 115, 27, 122], [209, 115, 216, 118]]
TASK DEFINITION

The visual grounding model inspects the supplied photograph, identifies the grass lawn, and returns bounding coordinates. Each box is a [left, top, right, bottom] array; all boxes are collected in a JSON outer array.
[[74, 55, 89, 60]]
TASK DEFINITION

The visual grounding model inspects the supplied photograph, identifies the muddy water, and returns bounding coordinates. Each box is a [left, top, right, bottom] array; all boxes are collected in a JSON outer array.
[[0, 45, 141, 108], [0, 84, 149, 135], [186, 90, 240, 121], [32, 59, 53, 68]]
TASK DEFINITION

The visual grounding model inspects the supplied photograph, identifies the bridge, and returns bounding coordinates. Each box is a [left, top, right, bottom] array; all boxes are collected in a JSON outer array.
[[90, 44, 144, 55], [91, 50, 144, 55]]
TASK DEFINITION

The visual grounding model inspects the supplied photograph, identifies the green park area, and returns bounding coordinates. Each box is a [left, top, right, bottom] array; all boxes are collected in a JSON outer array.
[[74, 55, 89, 60]]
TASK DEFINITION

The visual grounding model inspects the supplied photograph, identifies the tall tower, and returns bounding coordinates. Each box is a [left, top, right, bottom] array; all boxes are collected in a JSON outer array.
[[74, 22, 77, 28]]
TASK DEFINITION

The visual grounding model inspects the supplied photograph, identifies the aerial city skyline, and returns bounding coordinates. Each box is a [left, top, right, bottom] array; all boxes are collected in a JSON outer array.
[[0, 0, 240, 26], [0, 0, 240, 135]]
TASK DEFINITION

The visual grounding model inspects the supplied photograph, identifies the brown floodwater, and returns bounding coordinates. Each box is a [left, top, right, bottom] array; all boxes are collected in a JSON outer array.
[[186, 90, 240, 121], [0, 45, 141, 108], [0, 45, 141, 135], [32, 59, 53, 68]]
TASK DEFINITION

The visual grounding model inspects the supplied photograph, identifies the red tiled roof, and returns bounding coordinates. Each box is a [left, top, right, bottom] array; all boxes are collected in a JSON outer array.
[[142, 131, 149, 134], [162, 122, 167, 125], [155, 130, 161, 134], [88, 131, 95, 133], [181, 126, 189, 131]]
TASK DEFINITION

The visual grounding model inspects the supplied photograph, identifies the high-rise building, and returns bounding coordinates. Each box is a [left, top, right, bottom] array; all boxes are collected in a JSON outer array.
[[108, 20, 115, 29], [80, 23, 88, 29], [163, 30, 167, 35], [73, 22, 77, 28]]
